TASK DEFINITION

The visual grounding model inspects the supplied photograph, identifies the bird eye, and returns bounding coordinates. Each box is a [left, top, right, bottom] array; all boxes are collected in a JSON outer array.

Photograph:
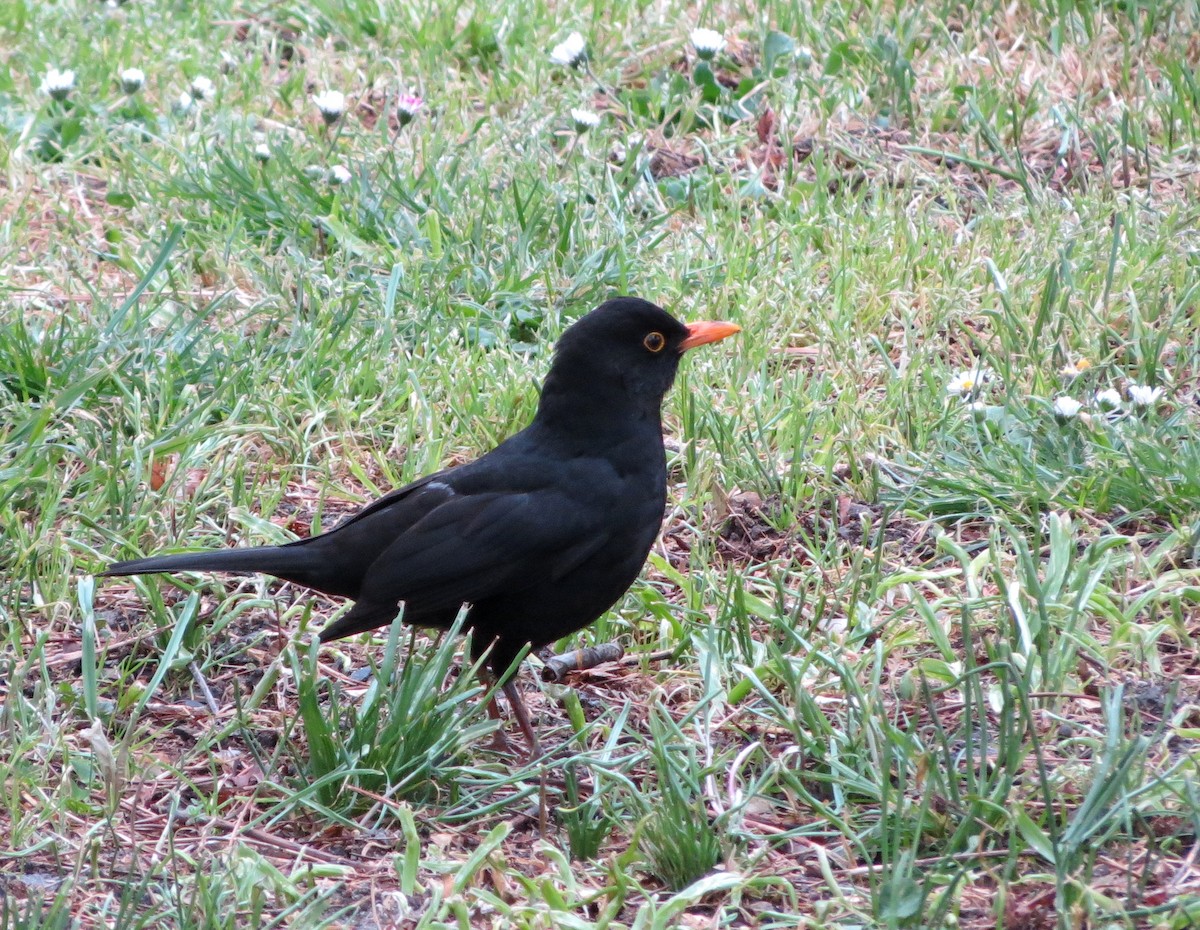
[[643, 331, 666, 353]]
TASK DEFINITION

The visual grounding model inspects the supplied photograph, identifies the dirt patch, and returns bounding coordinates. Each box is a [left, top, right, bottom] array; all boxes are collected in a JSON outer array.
[[742, 116, 1200, 204], [648, 144, 703, 180], [231, 14, 304, 68], [689, 490, 932, 566]]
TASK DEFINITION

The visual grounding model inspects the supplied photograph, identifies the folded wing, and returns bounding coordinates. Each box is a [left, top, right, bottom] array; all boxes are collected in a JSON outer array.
[[316, 475, 613, 640]]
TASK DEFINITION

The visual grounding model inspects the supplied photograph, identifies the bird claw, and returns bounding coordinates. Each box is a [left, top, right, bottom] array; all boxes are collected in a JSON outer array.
[[489, 729, 514, 753]]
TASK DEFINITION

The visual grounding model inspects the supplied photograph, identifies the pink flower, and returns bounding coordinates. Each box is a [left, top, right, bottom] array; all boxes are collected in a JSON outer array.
[[397, 93, 423, 126]]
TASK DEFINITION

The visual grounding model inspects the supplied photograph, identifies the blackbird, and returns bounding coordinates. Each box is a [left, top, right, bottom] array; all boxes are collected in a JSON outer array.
[[102, 297, 739, 752]]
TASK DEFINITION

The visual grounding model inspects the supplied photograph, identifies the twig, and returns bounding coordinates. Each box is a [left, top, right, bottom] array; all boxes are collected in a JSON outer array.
[[541, 643, 624, 681], [185, 812, 355, 866], [617, 648, 677, 668], [839, 848, 1036, 876], [45, 629, 161, 668], [189, 661, 221, 716]]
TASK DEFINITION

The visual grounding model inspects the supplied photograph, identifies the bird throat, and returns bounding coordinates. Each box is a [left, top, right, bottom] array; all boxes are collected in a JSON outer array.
[[535, 371, 668, 444]]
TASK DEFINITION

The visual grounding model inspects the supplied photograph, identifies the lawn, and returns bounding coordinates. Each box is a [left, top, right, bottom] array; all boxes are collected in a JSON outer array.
[[2, 0, 1200, 927]]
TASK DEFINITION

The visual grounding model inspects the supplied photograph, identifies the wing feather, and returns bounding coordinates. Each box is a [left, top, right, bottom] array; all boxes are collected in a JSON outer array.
[[356, 489, 611, 615]]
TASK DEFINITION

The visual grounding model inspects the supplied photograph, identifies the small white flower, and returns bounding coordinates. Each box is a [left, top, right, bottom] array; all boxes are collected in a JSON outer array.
[[690, 27, 726, 60], [1127, 383, 1163, 408], [188, 75, 215, 101], [570, 107, 600, 133], [1052, 396, 1083, 419], [312, 89, 345, 124], [396, 93, 423, 126], [966, 400, 989, 421], [253, 143, 271, 162], [119, 67, 145, 95], [550, 31, 586, 68], [1094, 388, 1122, 411], [175, 91, 195, 113], [946, 367, 993, 397], [303, 165, 325, 180], [328, 164, 352, 185], [41, 67, 76, 101]]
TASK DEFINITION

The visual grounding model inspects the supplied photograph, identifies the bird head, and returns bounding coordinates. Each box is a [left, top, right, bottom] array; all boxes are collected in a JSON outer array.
[[538, 297, 740, 423]]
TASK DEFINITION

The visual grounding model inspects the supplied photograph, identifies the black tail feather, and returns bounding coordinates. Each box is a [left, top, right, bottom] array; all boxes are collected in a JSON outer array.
[[99, 544, 362, 598], [317, 599, 404, 642], [100, 547, 296, 578]]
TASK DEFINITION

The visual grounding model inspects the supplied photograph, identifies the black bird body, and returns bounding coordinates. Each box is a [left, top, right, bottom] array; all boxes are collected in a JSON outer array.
[[102, 297, 739, 744]]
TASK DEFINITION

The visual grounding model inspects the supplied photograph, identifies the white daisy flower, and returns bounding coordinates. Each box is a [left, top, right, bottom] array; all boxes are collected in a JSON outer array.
[[119, 67, 145, 95], [1094, 388, 1122, 411], [41, 67, 76, 101], [571, 107, 600, 133], [946, 367, 993, 397], [188, 75, 215, 101], [1059, 358, 1091, 379], [253, 143, 271, 162], [312, 89, 345, 124], [175, 91, 195, 113], [1127, 383, 1163, 408], [328, 164, 352, 185], [396, 93, 423, 126], [690, 28, 726, 60], [550, 31, 587, 68], [1052, 396, 1083, 419]]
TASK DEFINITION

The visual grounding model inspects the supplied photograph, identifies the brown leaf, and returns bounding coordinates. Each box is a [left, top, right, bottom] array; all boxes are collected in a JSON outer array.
[[756, 107, 777, 145], [149, 454, 177, 491]]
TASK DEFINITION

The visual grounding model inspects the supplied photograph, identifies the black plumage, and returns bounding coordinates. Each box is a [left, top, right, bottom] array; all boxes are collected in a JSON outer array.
[[102, 297, 740, 750]]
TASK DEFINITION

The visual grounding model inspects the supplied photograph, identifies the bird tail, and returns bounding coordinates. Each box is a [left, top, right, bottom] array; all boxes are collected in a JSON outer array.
[[100, 545, 335, 592], [317, 599, 405, 642]]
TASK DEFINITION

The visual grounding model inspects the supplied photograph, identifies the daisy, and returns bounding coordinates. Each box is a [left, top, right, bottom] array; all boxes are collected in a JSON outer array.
[[690, 28, 726, 60], [328, 164, 352, 185], [119, 67, 145, 95], [1059, 358, 1091, 379], [1127, 383, 1163, 408], [41, 67, 76, 101], [550, 31, 586, 68], [1094, 389, 1122, 411], [188, 76, 215, 102], [396, 93, 423, 126], [312, 89, 345, 125], [946, 367, 992, 397], [571, 107, 600, 133], [1052, 396, 1083, 419], [253, 143, 271, 163]]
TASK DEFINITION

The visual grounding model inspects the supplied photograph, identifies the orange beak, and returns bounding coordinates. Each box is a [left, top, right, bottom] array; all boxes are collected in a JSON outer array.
[[679, 320, 741, 352]]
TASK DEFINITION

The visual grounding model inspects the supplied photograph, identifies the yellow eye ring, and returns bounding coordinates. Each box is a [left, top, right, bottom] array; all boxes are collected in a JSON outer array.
[[643, 331, 666, 353]]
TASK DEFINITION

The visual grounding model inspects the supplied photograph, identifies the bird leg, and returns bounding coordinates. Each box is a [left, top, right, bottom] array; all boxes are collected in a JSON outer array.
[[484, 693, 514, 752], [502, 678, 548, 835], [475, 649, 548, 833], [502, 678, 542, 761], [476, 666, 514, 752], [475, 640, 541, 759]]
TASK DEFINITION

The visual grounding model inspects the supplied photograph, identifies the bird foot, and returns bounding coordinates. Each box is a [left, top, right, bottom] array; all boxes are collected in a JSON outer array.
[[489, 728, 514, 753]]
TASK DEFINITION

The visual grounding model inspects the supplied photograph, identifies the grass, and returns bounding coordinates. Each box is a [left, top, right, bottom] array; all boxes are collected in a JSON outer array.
[[2, 0, 1200, 926]]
